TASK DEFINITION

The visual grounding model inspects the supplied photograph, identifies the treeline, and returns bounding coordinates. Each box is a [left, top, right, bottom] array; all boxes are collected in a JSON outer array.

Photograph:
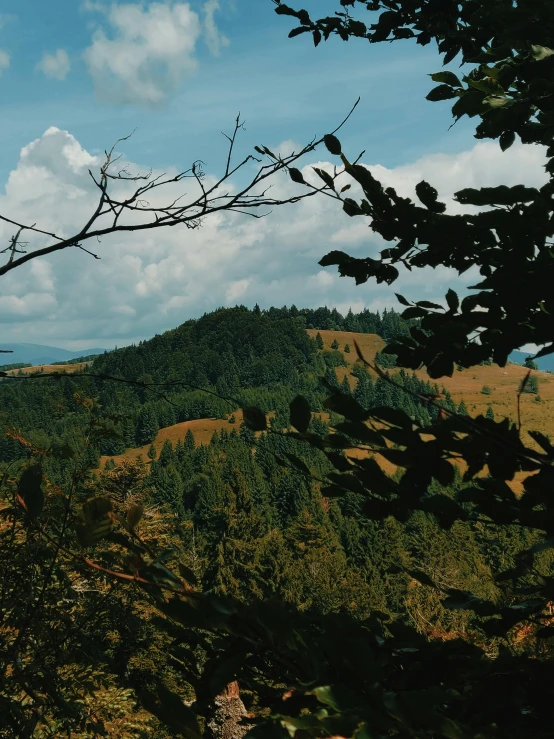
[[255, 303, 414, 340], [0, 305, 446, 469]]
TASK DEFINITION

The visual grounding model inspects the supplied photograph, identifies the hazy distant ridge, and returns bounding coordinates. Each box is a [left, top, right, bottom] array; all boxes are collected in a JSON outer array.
[[0, 343, 106, 367]]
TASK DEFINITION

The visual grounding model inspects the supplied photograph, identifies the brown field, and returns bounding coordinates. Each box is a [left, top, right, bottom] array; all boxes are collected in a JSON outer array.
[[97, 413, 245, 472], [6, 362, 90, 376], [99, 329, 551, 494]]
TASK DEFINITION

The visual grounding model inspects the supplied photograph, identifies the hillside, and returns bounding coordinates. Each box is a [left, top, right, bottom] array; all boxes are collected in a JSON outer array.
[[309, 328, 554, 439], [5, 362, 91, 376], [99, 327, 551, 495]]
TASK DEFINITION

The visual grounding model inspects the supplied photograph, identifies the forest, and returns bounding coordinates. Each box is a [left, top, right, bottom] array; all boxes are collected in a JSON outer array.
[[2, 0, 554, 737]]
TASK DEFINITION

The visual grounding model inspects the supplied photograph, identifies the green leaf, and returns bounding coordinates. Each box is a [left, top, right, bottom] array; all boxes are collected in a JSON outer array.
[[288, 26, 310, 38], [368, 406, 412, 430], [288, 167, 306, 184], [323, 134, 342, 155], [468, 77, 504, 94], [445, 288, 459, 312], [289, 395, 311, 433], [416, 300, 442, 309], [17, 465, 44, 519], [313, 166, 335, 190], [452, 90, 486, 120], [319, 250, 348, 267], [395, 293, 411, 307], [499, 130, 515, 151], [178, 562, 198, 585], [429, 71, 462, 87], [127, 503, 144, 531], [531, 44, 554, 60], [242, 406, 267, 431], [426, 84, 458, 101]]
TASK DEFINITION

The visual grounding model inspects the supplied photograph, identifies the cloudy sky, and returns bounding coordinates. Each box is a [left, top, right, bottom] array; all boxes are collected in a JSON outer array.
[[0, 1, 549, 350]]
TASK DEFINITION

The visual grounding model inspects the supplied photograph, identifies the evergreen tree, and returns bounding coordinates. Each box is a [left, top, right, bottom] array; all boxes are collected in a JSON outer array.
[[136, 405, 159, 446], [457, 400, 469, 416], [184, 429, 195, 453], [524, 356, 539, 370], [486, 405, 495, 420], [147, 444, 157, 461], [331, 338, 339, 350], [519, 374, 539, 394], [315, 332, 324, 350]]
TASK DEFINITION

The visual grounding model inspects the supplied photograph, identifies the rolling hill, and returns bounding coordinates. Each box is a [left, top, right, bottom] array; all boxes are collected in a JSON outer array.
[[97, 326, 552, 495]]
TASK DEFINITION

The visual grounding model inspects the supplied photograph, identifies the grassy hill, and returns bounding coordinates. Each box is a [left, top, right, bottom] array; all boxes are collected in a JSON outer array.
[[308, 328, 554, 438], [101, 328, 552, 494], [5, 362, 91, 376]]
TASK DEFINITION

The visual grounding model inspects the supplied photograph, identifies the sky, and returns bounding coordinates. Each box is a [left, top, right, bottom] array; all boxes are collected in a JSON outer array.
[[0, 0, 549, 351]]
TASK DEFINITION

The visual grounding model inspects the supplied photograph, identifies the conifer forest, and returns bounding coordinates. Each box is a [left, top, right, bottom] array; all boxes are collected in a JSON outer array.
[[2, 1, 554, 737]]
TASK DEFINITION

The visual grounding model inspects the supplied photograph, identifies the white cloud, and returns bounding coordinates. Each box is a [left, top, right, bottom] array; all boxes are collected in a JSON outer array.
[[203, 0, 229, 56], [0, 49, 10, 75], [36, 49, 71, 80], [82, 2, 216, 106], [0, 128, 548, 347], [225, 278, 250, 303]]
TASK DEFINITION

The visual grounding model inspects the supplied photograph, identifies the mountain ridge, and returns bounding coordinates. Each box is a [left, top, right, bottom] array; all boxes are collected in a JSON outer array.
[[0, 343, 106, 366]]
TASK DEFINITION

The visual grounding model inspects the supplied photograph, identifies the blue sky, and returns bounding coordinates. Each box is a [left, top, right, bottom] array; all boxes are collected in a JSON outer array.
[[0, 1, 547, 349]]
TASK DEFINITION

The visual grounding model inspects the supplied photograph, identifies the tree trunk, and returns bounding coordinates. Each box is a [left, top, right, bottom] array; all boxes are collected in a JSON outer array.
[[205, 681, 252, 739]]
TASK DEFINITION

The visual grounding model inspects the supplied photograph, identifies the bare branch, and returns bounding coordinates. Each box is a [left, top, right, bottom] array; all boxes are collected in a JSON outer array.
[[0, 101, 360, 277]]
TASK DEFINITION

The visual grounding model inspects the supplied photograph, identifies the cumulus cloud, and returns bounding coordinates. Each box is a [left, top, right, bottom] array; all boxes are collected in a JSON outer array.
[[0, 49, 10, 75], [36, 49, 71, 80], [0, 127, 548, 348], [203, 0, 229, 56], [82, 1, 228, 106]]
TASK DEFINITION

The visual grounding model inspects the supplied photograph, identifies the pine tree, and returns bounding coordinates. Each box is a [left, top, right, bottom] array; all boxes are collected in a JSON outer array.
[[486, 405, 495, 420], [331, 338, 339, 350], [184, 429, 195, 453], [147, 444, 156, 461], [315, 332, 324, 350], [158, 439, 174, 467], [340, 375, 351, 395], [136, 405, 159, 446], [457, 400, 469, 416], [344, 343, 351, 353]]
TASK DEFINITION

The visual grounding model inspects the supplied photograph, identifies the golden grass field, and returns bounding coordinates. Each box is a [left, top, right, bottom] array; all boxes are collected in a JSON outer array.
[[98, 329, 552, 493], [6, 362, 90, 376]]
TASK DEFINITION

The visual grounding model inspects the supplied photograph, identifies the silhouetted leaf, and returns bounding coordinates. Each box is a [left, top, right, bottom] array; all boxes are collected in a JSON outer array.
[[289, 395, 311, 432], [323, 134, 342, 155], [127, 503, 144, 531], [242, 406, 267, 431], [17, 465, 44, 519]]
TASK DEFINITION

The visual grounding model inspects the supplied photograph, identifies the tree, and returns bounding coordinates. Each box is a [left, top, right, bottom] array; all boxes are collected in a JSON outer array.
[[525, 356, 539, 370], [315, 332, 324, 350], [344, 343, 351, 353], [136, 405, 159, 446], [520, 373, 539, 394], [148, 443, 157, 461], [486, 404, 495, 420], [481, 385, 492, 395], [330, 338, 339, 350], [0, 114, 349, 278], [274, 0, 554, 373]]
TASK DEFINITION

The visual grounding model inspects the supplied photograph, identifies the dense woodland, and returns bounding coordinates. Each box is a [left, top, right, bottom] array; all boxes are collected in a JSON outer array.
[[3, 0, 554, 736], [0, 306, 548, 737]]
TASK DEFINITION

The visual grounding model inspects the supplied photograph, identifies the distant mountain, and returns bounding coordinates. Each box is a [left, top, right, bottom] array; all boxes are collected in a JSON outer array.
[[509, 350, 554, 372], [0, 343, 106, 367]]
